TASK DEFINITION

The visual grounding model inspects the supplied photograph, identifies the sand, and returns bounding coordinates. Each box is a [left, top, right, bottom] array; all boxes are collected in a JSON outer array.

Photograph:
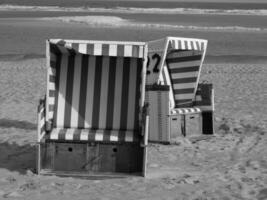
[[0, 58, 266, 200]]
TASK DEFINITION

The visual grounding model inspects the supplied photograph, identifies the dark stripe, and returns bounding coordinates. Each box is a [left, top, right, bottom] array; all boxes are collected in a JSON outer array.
[[103, 130, 111, 142], [73, 129, 81, 141], [72, 43, 79, 52], [184, 41, 188, 50], [78, 55, 89, 128], [201, 42, 204, 51], [132, 131, 140, 142], [117, 45, 124, 57], [87, 44, 94, 55], [49, 43, 62, 55], [106, 57, 117, 129], [49, 105, 54, 112], [133, 58, 143, 131], [133, 45, 139, 57], [196, 42, 201, 51], [49, 75, 56, 83], [172, 77, 197, 84], [166, 55, 202, 63], [52, 53, 62, 127], [102, 44, 109, 56], [190, 41, 194, 50], [58, 129, 66, 140], [67, 46, 76, 55], [175, 100, 193, 107], [169, 66, 199, 73], [88, 129, 96, 141], [91, 56, 103, 129], [50, 61, 56, 68], [49, 90, 55, 97], [118, 130, 126, 142], [174, 88, 195, 94], [64, 55, 75, 128], [120, 57, 131, 130]]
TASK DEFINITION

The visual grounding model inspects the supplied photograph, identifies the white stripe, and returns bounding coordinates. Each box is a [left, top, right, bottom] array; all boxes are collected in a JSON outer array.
[[125, 131, 133, 142], [65, 42, 72, 48], [50, 53, 57, 61], [65, 129, 75, 140], [181, 40, 185, 49], [80, 129, 89, 141], [138, 46, 144, 58], [112, 57, 123, 129], [167, 60, 202, 69], [175, 93, 194, 100], [95, 130, 104, 141], [48, 97, 55, 105], [109, 44, 117, 56], [126, 58, 137, 130], [173, 82, 196, 90], [124, 45, 132, 57], [79, 43, 87, 54], [98, 56, 110, 129], [84, 56, 96, 128], [70, 54, 82, 128], [94, 43, 102, 55], [175, 40, 178, 49], [48, 111, 54, 119], [171, 71, 199, 79], [48, 82, 55, 90], [110, 130, 119, 142], [50, 128, 60, 140], [56, 55, 68, 127], [40, 117, 45, 128], [187, 41, 192, 50]]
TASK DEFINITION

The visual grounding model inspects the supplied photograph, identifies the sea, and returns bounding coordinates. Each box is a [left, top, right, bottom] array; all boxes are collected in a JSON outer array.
[[0, 0, 267, 63]]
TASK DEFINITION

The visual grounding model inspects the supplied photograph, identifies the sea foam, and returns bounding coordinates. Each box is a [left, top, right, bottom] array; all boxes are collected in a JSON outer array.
[[40, 15, 267, 32]]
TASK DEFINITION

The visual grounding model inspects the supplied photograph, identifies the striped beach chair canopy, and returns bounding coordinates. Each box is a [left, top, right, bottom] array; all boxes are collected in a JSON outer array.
[[150, 37, 208, 108], [46, 39, 147, 143]]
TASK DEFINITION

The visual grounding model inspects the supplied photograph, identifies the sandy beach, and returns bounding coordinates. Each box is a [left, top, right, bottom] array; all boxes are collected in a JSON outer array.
[[0, 2, 267, 199], [0, 58, 266, 199]]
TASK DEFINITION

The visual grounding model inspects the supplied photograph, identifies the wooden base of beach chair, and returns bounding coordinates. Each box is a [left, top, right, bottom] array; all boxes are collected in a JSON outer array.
[[38, 142, 145, 177], [170, 113, 202, 138]]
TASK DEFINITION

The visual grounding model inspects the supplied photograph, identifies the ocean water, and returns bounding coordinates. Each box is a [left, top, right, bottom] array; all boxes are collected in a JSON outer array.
[[0, 1, 267, 63]]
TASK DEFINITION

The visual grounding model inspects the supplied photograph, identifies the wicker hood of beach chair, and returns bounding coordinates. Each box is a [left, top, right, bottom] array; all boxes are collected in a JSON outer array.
[[37, 39, 149, 177], [146, 37, 213, 142]]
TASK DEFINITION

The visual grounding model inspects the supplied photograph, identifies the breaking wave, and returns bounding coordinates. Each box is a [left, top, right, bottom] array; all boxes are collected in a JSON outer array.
[[1, 4, 267, 16], [40, 16, 267, 32]]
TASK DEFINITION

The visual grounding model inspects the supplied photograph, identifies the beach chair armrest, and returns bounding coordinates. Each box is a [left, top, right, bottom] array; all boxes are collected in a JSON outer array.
[[141, 103, 149, 146], [37, 97, 46, 142]]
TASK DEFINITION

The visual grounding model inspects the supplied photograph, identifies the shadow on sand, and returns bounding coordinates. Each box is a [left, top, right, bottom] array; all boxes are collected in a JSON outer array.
[[0, 119, 36, 174], [0, 118, 36, 130]]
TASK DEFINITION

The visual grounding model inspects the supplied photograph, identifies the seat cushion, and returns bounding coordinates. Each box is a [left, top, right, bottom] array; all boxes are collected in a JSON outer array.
[[46, 128, 140, 143], [171, 107, 201, 115]]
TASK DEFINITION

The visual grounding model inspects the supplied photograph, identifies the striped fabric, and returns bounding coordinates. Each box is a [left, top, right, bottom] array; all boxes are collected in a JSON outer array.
[[49, 40, 145, 58], [168, 38, 206, 51], [46, 40, 145, 142], [37, 98, 46, 142], [46, 128, 140, 143], [171, 107, 201, 115], [166, 50, 203, 107]]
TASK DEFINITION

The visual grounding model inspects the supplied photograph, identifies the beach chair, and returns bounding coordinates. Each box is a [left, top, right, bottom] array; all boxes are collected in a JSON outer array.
[[146, 37, 214, 142], [37, 39, 149, 177]]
